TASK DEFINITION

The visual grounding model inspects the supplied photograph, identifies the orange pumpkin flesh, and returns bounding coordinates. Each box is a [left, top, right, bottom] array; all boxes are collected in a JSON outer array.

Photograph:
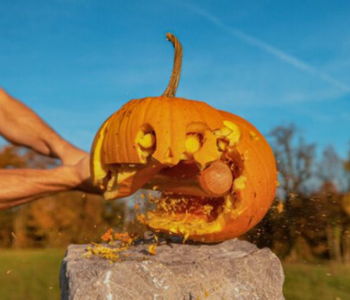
[[91, 33, 277, 243]]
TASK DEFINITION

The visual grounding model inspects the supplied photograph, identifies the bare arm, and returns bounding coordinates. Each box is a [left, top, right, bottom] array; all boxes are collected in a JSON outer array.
[[0, 166, 80, 210], [0, 87, 101, 209], [0, 87, 85, 165], [0, 155, 99, 210]]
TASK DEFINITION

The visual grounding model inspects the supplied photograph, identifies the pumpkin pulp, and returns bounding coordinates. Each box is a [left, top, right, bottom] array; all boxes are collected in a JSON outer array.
[[144, 192, 243, 241], [138, 144, 247, 240]]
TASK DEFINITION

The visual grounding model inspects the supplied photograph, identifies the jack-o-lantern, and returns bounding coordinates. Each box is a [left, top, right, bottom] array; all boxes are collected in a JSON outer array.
[[91, 33, 277, 242]]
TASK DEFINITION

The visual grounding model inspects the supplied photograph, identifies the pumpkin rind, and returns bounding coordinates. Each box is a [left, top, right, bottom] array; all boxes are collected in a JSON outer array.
[[188, 111, 277, 242], [101, 97, 224, 168], [90, 33, 277, 243]]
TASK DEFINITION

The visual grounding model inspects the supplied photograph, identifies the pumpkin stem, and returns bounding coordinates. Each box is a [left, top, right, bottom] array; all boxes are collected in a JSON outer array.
[[162, 33, 183, 97]]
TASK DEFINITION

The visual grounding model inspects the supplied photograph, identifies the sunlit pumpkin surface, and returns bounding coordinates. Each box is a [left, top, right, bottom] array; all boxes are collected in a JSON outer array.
[[91, 33, 277, 242]]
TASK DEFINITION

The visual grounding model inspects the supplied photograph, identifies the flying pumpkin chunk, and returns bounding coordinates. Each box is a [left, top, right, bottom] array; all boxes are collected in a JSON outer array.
[[91, 33, 277, 243]]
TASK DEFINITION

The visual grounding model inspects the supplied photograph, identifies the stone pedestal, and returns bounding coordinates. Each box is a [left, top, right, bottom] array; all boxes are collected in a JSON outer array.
[[60, 239, 284, 300]]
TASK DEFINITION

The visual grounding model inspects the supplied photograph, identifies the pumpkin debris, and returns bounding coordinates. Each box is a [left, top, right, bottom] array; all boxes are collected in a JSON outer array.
[[85, 229, 138, 263], [148, 244, 157, 255]]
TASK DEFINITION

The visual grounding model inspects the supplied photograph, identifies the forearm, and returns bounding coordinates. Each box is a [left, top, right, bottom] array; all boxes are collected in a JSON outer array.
[[0, 167, 80, 210], [0, 88, 84, 164]]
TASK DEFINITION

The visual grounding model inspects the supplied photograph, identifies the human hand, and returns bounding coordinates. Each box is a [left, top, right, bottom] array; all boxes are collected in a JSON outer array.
[[57, 142, 89, 166], [69, 154, 102, 195]]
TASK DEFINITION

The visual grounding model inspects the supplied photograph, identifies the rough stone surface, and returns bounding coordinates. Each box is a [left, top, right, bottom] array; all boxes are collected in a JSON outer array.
[[60, 239, 285, 300]]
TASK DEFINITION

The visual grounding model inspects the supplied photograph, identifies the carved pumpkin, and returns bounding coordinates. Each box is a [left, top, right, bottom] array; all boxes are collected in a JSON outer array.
[[91, 33, 277, 242]]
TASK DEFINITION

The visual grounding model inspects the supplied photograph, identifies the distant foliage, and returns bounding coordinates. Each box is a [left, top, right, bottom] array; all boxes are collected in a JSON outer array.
[[246, 124, 350, 263], [0, 145, 125, 249], [0, 145, 57, 169]]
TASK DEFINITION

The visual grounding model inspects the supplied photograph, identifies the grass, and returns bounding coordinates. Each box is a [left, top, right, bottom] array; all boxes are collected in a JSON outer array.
[[1, 249, 350, 300], [0, 249, 65, 300], [283, 262, 350, 300]]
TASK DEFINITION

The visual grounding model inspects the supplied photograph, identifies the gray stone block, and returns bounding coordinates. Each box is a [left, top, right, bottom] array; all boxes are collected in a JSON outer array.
[[60, 239, 284, 300]]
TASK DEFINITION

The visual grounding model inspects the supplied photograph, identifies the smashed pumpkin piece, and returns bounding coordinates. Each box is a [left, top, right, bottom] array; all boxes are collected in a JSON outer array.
[[101, 228, 114, 242], [148, 244, 157, 255], [84, 229, 138, 263], [84, 243, 122, 263]]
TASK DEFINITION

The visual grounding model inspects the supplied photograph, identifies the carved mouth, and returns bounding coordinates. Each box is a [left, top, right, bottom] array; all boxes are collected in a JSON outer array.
[[144, 192, 241, 240], [92, 117, 248, 240], [136, 154, 244, 239]]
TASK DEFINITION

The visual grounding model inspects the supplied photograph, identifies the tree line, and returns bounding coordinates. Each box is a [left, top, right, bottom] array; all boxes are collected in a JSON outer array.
[[246, 124, 350, 264], [0, 124, 350, 263], [0, 145, 125, 248]]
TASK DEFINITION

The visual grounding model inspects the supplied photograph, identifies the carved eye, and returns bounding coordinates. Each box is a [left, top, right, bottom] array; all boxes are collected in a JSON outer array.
[[214, 120, 241, 152], [185, 133, 203, 154], [135, 127, 156, 162]]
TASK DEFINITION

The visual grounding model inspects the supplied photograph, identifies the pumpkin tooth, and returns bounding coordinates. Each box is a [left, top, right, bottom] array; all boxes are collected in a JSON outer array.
[[101, 166, 139, 199], [107, 172, 117, 190]]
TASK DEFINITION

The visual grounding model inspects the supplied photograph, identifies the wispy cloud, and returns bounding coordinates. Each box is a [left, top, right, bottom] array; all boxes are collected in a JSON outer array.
[[186, 4, 350, 93]]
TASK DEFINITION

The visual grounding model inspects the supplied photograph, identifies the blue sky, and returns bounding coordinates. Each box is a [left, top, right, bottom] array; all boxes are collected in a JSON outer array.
[[0, 0, 349, 158]]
